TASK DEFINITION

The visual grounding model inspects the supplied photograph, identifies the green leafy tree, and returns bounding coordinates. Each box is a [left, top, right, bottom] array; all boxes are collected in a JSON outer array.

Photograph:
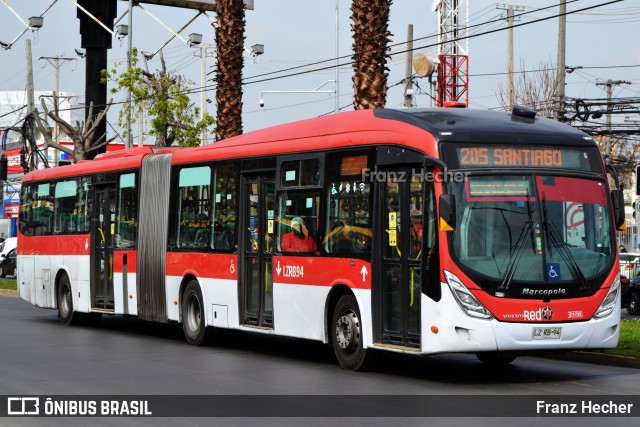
[[102, 48, 215, 147]]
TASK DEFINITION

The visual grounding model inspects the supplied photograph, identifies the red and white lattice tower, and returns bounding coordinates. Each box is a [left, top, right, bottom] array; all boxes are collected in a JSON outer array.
[[432, 0, 469, 107]]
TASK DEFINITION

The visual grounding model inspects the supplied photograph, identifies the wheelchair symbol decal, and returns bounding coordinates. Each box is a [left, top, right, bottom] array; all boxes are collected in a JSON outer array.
[[546, 263, 561, 281]]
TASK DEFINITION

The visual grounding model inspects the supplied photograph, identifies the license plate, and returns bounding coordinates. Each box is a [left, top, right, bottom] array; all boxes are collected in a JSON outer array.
[[532, 327, 562, 340]]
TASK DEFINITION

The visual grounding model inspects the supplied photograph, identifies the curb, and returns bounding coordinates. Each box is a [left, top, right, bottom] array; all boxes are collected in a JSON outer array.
[[0, 289, 18, 297], [549, 351, 640, 369]]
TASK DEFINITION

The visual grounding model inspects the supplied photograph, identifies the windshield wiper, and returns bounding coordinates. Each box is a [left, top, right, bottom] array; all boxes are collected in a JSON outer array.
[[541, 192, 589, 292], [496, 193, 535, 296]]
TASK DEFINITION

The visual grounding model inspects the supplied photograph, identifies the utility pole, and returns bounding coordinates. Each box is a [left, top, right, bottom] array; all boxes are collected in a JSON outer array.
[[555, 0, 566, 121], [335, 0, 340, 114], [496, 3, 524, 110], [40, 56, 75, 167], [138, 109, 144, 147], [201, 43, 207, 146], [126, 0, 134, 149], [26, 39, 36, 172], [404, 24, 414, 108], [196, 43, 213, 146], [596, 79, 631, 158]]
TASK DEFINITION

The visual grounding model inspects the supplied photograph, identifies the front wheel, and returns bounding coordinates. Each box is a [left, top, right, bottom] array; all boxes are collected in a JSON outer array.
[[628, 291, 640, 315], [332, 294, 369, 371], [182, 281, 214, 346]]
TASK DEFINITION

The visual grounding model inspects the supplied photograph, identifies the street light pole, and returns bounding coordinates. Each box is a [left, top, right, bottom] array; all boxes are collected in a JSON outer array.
[[335, 0, 339, 113], [126, 0, 133, 149]]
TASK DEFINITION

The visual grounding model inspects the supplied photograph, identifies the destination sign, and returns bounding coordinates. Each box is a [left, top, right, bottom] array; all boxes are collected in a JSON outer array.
[[467, 177, 533, 199], [454, 146, 593, 171]]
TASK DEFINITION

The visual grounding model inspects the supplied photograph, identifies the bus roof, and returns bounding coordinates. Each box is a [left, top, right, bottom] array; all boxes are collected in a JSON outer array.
[[21, 146, 155, 183], [377, 108, 595, 146], [172, 107, 595, 165], [172, 109, 437, 165], [21, 107, 597, 182]]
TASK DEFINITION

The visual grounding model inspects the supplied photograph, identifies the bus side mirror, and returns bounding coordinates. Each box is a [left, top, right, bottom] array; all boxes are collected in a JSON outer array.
[[611, 189, 625, 231], [439, 194, 456, 231]]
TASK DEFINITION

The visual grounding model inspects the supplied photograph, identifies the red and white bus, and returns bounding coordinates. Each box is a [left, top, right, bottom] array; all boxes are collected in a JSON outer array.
[[17, 107, 624, 369]]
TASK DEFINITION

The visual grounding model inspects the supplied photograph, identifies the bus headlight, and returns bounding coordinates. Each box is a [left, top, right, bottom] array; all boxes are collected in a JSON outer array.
[[444, 270, 493, 320], [594, 277, 620, 319]]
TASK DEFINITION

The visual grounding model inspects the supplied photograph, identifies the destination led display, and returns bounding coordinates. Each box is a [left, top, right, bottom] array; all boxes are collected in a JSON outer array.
[[455, 147, 592, 170]]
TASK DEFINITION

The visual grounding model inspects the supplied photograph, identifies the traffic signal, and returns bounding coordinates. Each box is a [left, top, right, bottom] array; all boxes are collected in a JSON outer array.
[[634, 202, 637, 220], [637, 165, 640, 196]]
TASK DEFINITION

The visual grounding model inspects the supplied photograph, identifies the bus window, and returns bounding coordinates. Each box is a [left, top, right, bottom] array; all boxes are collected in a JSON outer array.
[[54, 180, 77, 234], [211, 164, 238, 251], [116, 173, 136, 249], [280, 158, 321, 187], [30, 183, 54, 236], [323, 154, 372, 257], [19, 185, 33, 237], [75, 177, 92, 233], [277, 192, 320, 254], [177, 166, 211, 249]]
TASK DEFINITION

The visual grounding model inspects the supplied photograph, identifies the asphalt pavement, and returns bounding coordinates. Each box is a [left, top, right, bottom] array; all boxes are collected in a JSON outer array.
[[1, 286, 638, 369]]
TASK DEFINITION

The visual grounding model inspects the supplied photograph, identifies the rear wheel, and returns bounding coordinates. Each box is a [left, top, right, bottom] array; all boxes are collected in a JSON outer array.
[[57, 274, 79, 326], [332, 294, 369, 371], [57, 273, 101, 326], [0, 268, 5, 278], [628, 291, 640, 315], [182, 281, 214, 346], [476, 352, 517, 365]]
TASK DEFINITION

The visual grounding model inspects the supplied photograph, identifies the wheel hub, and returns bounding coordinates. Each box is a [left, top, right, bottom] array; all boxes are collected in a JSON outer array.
[[336, 311, 360, 351]]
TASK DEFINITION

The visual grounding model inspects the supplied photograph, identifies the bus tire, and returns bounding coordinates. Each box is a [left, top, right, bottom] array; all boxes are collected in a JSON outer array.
[[332, 294, 369, 371], [476, 352, 516, 365], [182, 280, 213, 346], [57, 273, 80, 326]]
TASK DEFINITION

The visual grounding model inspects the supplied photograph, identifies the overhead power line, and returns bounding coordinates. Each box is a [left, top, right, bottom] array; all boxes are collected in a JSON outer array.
[[35, 0, 628, 114]]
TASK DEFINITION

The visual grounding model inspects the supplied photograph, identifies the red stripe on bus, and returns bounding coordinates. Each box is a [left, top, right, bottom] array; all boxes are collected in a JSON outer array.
[[166, 253, 239, 281], [18, 234, 91, 256], [113, 251, 137, 273]]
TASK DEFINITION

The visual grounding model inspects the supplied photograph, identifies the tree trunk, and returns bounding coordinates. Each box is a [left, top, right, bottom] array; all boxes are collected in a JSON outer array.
[[351, 0, 392, 110], [214, 0, 245, 141]]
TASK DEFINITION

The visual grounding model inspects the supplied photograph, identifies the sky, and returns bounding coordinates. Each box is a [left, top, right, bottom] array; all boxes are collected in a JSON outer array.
[[0, 0, 639, 144]]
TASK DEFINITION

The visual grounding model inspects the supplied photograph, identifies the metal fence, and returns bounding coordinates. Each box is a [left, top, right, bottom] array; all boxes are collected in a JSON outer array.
[[618, 224, 639, 253]]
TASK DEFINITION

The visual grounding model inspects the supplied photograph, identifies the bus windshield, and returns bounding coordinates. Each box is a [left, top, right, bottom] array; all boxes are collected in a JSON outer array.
[[449, 174, 614, 296]]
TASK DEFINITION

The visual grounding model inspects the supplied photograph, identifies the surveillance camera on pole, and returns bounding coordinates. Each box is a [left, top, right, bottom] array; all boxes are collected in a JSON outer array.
[[259, 98, 264, 108]]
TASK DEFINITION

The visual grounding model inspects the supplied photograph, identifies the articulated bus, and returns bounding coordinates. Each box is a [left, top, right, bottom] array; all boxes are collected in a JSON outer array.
[[17, 107, 624, 370]]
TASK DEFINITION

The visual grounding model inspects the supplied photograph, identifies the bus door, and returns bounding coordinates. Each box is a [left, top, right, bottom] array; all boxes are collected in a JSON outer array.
[[92, 184, 117, 311], [240, 174, 275, 327], [376, 168, 423, 348]]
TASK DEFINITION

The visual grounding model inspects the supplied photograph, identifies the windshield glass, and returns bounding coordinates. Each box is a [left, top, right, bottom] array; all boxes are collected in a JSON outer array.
[[450, 174, 614, 295]]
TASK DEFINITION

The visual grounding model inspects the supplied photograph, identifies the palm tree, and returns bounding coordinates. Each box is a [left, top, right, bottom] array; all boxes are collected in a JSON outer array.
[[214, 0, 246, 141], [351, 0, 393, 109]]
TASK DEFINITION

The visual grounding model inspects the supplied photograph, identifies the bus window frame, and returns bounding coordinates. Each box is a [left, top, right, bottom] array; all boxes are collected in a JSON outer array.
[[276, 153, 325, 190], [115, 171, 139, 250], [168, 161, 240, 254]]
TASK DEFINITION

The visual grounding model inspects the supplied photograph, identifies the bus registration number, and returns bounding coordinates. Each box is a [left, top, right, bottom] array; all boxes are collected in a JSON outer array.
[[532, 327, 561, 340]]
